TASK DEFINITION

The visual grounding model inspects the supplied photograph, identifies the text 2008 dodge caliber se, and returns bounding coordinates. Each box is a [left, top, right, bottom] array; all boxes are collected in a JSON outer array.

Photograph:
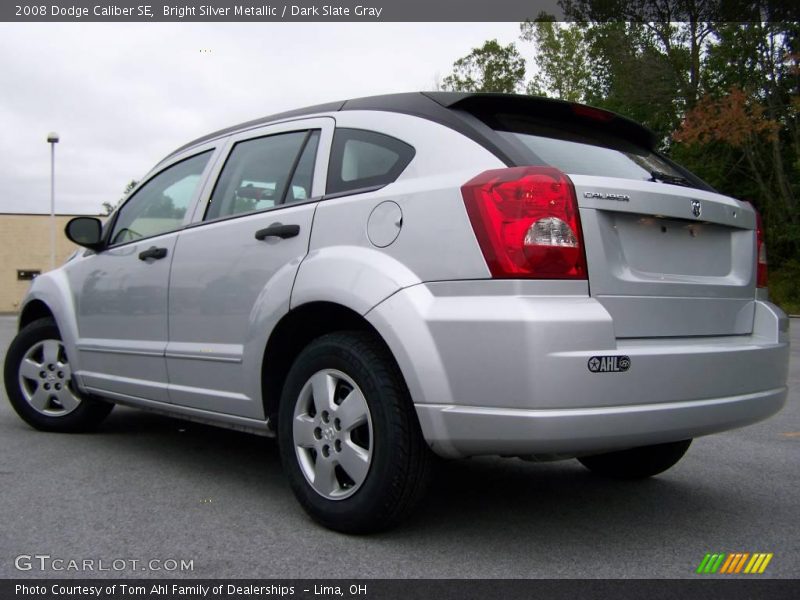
[[4, 93, 790, 533]]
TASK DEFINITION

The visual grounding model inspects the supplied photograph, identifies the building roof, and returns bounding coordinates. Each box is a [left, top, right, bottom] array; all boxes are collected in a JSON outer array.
[[0, 212, 102, 217]]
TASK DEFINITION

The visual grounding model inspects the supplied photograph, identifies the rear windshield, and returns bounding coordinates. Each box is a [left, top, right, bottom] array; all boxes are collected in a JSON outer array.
[[491, 115, 710, 191]]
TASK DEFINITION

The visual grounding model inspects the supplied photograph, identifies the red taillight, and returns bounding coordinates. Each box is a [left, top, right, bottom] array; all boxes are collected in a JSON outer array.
[[756, 211, 768, 288], [461, 166, 587, 279]]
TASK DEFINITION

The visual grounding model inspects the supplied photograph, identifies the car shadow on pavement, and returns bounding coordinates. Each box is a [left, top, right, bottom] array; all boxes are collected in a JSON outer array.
[[394, 454, 734, 552], [96, 406, 285, 482], [90, 406, 733, 545]]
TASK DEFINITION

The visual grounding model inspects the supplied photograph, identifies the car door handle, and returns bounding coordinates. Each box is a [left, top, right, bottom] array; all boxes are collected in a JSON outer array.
[[138, 246, 168, 261], [254, 223, 300, 241]]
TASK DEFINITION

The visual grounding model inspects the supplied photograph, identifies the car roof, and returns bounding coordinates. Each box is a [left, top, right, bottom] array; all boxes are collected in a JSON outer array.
[[166, 92, 657, 165]]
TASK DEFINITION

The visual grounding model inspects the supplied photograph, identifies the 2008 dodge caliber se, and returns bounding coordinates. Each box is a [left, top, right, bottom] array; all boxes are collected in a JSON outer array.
[[4, 93, 790, 533]]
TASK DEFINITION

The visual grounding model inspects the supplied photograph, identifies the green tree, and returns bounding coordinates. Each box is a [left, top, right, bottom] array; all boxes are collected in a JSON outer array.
[[674, 22, 800, 263], [583, 22, 686, 141], [441, 39, 526, 93], [518, 17, 690, 140], [562, 0, 719, 108], [520, 15, 591, 101]]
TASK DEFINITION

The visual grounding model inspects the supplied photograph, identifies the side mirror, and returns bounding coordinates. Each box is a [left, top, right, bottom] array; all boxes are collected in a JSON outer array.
[[65, 217, 104, 251]]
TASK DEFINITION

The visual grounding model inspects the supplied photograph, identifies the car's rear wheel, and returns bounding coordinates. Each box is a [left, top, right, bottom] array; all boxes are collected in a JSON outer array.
[[4, 317, 113, 432], [278, 331, 431, 533], [577, 439, 692, 479]]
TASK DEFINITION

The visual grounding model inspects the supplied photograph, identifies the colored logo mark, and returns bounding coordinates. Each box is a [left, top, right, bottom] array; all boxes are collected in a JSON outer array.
[[696, 552, 773, 574]]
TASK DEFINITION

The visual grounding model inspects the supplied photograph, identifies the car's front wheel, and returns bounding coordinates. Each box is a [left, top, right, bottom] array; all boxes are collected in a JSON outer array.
[[3, 317, 113, 432], [577, 439, 692, 479], [278, 331, 431, 534]]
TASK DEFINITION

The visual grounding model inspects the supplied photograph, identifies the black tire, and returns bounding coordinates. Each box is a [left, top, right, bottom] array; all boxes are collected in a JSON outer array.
[[4, 317, 113, 432], [578, 439, 692, 479], [278, 331, 432, 534]]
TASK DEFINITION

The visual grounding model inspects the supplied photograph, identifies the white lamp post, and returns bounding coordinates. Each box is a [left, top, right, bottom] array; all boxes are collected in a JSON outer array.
[[47, 132, 59, 270]]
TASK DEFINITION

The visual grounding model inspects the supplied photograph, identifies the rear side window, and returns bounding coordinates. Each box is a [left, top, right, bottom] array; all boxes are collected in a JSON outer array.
[[205, 130, 317, 221], [287, 130, 320, 203], [326, 128, 414, 195]]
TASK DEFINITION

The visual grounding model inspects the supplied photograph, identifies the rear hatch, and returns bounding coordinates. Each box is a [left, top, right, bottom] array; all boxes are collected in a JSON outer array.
[[568, 175, 755, 337], [446, 94, 758, 338]]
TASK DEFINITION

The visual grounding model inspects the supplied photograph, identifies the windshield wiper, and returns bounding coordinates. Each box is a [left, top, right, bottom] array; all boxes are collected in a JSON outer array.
[[648, 170, 692, 187]]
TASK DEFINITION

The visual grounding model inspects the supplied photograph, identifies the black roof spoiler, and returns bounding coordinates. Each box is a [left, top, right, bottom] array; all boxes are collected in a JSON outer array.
[[165, 91, 657, 164], [423, 91, 658, 150]]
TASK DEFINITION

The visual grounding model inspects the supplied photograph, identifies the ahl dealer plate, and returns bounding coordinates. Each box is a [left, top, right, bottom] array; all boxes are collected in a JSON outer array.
[[587, 355, 631, 373]]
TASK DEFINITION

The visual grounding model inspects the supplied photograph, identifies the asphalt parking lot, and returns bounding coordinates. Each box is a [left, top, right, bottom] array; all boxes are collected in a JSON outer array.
[[0, 315, 797, 579]]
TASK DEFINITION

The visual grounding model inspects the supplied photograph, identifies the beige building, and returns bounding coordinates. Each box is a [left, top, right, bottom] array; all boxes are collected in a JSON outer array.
[[0, 213, 99, 313]]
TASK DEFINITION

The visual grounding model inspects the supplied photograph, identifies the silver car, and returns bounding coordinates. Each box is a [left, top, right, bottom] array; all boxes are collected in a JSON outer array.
[[4, 92, 790, 533]]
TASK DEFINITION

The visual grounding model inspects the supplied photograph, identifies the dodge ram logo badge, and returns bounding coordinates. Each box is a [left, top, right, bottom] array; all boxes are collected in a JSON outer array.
[[588, 356, 631, 373], [691, 199, 702, 218]]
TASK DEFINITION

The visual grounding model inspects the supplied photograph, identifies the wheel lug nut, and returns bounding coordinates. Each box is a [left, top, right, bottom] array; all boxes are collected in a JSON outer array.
[[39, 371, 47, 378], [54, 383, 62, 391], [321, 411, 329, 423], [334, 440, 342, 453], [322, 445, 330, 457], [43, 383, 50, 390], [48, 364, 55, 371], [313, 427, 322, 440], [334, 418, 341, 431], [57, 371, 64, 379]]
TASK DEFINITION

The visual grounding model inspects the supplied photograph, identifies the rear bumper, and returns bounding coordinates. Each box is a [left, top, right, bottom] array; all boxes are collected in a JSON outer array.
[[366, 281, 790, 458], [415, 387, 786, 458]]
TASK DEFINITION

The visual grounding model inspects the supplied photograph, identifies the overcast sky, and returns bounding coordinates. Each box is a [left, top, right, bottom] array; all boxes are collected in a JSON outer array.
[[0, 22, 526, 215]]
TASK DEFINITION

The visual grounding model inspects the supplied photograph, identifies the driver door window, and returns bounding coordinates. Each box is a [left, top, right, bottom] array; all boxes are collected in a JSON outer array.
[[110, 151, 212, 245]]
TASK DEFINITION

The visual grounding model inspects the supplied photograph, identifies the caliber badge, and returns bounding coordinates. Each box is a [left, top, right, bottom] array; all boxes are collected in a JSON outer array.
[[584, 191, 631, 202], [587, 355, 631, 373]]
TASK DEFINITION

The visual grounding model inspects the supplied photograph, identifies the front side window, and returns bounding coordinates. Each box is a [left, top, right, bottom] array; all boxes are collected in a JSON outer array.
[[326, 129, 415, 195], [109, 151, 212, 245], [204, 130, 318, 221]]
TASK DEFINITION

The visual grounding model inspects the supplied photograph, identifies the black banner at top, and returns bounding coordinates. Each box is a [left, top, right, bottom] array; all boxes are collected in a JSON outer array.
[[3, 0, 800, 22]]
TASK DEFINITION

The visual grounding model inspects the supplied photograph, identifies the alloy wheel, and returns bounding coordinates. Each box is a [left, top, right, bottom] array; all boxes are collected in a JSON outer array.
[[17, 339, 81, 416], [292, 368, 373, 500]]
